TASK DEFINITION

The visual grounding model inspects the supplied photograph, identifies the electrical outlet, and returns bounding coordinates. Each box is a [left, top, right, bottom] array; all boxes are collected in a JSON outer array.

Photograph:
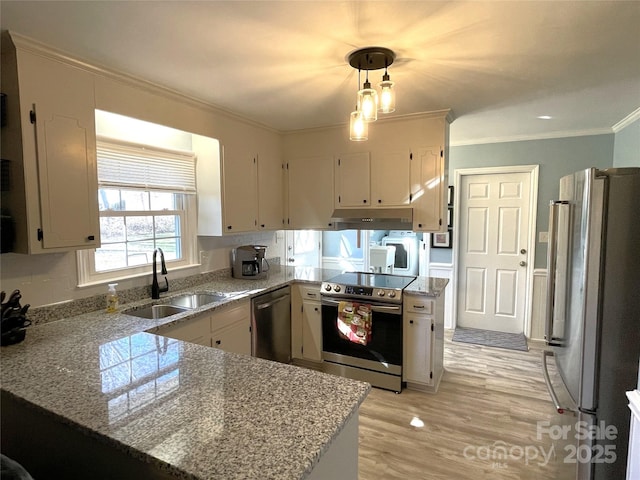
[[539, 231, 549, 243]]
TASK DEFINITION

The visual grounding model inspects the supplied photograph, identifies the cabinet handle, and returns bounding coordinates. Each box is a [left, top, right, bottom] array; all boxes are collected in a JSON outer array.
[[413, 305, 425, 309], [227, 226, 232, 230], [378, 199, 382, 204], [306, 292, 317, 297], [363, 199, 367, 204], [314, 307, 319, 312], [409, 320, 414, 324], [418, 223, 423, 228], [261, 224, 265, 228], [87, 235, 95, 241], [215, 340, 221, 345]]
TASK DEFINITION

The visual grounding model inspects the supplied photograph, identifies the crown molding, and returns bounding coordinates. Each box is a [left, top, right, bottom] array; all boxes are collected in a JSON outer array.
[[6, 30, 281, 134], [450, 128, 613, 147], [612, 107, 640, 132]]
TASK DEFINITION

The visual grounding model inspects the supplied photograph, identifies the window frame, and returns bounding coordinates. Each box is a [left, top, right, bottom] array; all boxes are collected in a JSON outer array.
[[77, 140, 199, 287]]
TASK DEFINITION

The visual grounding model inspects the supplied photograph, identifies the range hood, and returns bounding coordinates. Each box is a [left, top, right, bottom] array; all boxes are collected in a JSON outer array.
[[330, 207, 413, 230]]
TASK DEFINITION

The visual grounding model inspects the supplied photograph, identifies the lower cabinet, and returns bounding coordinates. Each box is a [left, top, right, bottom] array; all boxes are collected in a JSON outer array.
[[156, 300, 251, 355], [292, 283, 323, 365], [403, 293, 445, 392]]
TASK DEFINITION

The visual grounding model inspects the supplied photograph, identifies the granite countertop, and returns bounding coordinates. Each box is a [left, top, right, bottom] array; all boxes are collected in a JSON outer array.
[[404, 276, 449, 297], [0, 265, 369, 480]]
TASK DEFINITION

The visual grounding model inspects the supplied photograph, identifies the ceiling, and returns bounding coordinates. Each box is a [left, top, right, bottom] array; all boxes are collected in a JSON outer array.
[[2, 1, 639, 145]]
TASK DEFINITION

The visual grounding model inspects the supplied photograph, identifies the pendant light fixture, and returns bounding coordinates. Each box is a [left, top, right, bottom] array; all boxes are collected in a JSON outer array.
[[350, 70, 368, 141], [347, 47, 396, 141]]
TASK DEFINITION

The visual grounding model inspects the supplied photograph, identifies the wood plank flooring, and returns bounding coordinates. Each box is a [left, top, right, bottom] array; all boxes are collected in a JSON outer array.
[[358, 332, 574, 480]]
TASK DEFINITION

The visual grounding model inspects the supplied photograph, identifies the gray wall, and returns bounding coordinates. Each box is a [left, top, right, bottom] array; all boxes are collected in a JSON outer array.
[[613, 117, 640, 167], [430, 134, 615, 267]]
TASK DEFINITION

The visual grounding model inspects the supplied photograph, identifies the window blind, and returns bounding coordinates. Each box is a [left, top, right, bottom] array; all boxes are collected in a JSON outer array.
[[97, 138, 196, 193]]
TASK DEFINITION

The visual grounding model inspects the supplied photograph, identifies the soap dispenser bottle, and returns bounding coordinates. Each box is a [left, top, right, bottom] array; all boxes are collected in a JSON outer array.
[[106, 283, 119, 313]]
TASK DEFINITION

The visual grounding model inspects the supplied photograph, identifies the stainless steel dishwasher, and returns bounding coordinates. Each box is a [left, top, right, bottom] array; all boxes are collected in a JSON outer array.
[[251, 286, 291, 363]]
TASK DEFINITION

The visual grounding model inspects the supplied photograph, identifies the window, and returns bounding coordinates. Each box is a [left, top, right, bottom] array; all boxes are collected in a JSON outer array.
[[77, 138, 198, 286]]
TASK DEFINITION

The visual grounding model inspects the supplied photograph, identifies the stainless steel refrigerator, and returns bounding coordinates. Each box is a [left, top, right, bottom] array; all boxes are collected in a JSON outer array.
[[542, 167, 640, 480]]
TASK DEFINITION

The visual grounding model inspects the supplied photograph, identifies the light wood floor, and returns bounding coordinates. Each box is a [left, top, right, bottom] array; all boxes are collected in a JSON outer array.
[[358, 332, 573, 480]]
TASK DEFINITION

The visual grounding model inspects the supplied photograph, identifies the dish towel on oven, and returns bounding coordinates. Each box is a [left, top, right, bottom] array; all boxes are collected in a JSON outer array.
[[337, 301, 372, 345]]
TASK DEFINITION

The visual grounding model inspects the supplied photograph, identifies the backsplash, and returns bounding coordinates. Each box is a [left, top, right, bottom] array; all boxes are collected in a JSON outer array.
[[0, 231, 284, 313]]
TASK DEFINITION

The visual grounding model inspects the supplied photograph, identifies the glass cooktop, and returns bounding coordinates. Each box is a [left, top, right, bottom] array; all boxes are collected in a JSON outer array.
[[327, 272, 416, 290]]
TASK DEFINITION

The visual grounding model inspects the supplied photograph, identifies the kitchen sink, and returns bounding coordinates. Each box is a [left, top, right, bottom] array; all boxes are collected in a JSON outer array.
[[126, 304, 190, 320], [167, 293, 231, 309]]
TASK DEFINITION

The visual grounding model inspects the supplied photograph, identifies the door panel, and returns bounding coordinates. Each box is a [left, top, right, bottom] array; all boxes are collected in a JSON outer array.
[[457, 171, 531, 333]]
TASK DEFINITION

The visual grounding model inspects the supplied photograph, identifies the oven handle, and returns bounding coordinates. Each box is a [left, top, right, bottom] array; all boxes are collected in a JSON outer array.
[[321, 298, 402, 315]]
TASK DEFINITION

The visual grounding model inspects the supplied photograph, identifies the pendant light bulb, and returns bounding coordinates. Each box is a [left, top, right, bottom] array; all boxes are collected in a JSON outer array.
[[379, 71, 395, 113], [350, 109, 368, 141], [358, 75, 378, 122]]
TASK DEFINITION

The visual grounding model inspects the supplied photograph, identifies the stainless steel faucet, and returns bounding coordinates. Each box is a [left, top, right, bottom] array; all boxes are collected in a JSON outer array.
[[151, 248, 169, 299]]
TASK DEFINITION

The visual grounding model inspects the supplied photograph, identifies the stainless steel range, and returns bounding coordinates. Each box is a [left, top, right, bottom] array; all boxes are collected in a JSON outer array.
[[321, 272, 416, 392]]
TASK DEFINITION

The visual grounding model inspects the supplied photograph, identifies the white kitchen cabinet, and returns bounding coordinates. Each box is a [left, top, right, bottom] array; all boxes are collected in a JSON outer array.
[[286, 155, 334, 229], [257, 149, 284, 230], [157, 313, 211, 347], [221, 145, 258, 233], [371, 149, 411, 206], [197, 138, 283, 235], [291, 284, 323, 366], [334, 152, 370, 207], [210, 300, 251, 356], [1, 35, 100, 253], [334, 150, 411, 207], [403, 293, 445, 392], [410, 146, 446, 232], [156, 300, 251, 354]]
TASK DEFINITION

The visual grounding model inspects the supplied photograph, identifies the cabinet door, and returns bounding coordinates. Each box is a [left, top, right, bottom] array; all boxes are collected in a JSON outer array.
[[411, 146, 444, 232], [287, 155, 334, 229], [335, 152, 370, 207], [301, 300, 322, 362], [404, 314, 433, 384], [371, 150, 411, 206], [19, 51, 100, 251], [257, 151, 284, 230], [157, 313, 211, 345], [212, 320, 251, 355], [222, 145, 257, 233]]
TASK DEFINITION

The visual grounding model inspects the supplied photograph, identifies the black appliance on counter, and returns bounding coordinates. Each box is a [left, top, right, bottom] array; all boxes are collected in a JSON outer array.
[[320, 272, 416, 393]]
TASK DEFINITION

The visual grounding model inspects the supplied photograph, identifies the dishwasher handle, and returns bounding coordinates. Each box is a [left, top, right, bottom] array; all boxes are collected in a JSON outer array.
[[255, 294, 291, 310]]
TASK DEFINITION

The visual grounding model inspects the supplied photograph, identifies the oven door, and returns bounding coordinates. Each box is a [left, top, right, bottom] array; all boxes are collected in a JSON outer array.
[[321, 297, 403, 369]]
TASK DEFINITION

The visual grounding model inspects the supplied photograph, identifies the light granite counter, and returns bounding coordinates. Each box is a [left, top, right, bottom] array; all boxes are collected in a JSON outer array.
[[0, 265, 369, 480], [404, 276, 449, 297]]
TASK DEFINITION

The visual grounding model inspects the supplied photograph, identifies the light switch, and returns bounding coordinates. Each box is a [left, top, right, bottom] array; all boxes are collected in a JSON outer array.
[[539, 231, 549, 243]]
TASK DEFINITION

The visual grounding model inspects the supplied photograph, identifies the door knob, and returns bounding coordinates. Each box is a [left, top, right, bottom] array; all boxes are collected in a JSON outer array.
[[519, 261, 527, 267], [520, 248, 527, 254]]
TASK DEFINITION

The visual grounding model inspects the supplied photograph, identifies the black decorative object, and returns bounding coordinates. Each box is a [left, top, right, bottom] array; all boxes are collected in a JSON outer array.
[[1, 289, 31, 346]]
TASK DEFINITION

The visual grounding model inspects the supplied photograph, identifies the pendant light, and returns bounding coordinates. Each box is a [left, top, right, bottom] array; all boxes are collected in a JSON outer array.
[[347, 47, 396, 141], [378, 66, 395, 113], [349, 70, 368, 141], [358, 71, 378, 122]]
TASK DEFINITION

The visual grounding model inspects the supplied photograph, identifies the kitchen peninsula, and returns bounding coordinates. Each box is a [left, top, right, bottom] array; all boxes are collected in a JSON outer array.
[[0, 266, 369, 480]]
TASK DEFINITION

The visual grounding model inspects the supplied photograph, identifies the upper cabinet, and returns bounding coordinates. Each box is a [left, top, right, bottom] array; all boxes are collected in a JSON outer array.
[[334, 149, 411, 208], [334, 152, 370, 207], [286, 154, 334, 229], [196, 132, 284, 236], [1, 34, 100, 254], [284, 112, 451, 232]]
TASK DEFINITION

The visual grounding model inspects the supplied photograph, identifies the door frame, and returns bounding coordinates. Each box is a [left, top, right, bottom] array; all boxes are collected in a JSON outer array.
[[452, 165, 539, 337]]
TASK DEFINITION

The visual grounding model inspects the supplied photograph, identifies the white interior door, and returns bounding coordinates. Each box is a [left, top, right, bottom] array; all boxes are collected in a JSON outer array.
[[456, 171, 531, 333]]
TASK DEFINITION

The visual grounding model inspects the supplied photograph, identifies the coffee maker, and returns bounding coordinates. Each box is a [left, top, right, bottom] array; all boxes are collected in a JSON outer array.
[[232, 245, 270, 279]]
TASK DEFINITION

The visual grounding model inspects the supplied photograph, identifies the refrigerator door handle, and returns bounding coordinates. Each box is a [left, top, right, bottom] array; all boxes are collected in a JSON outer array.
[[544, 200, 567, 346], [542, 350, 576, 414], [545, 201, 559, 345]]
